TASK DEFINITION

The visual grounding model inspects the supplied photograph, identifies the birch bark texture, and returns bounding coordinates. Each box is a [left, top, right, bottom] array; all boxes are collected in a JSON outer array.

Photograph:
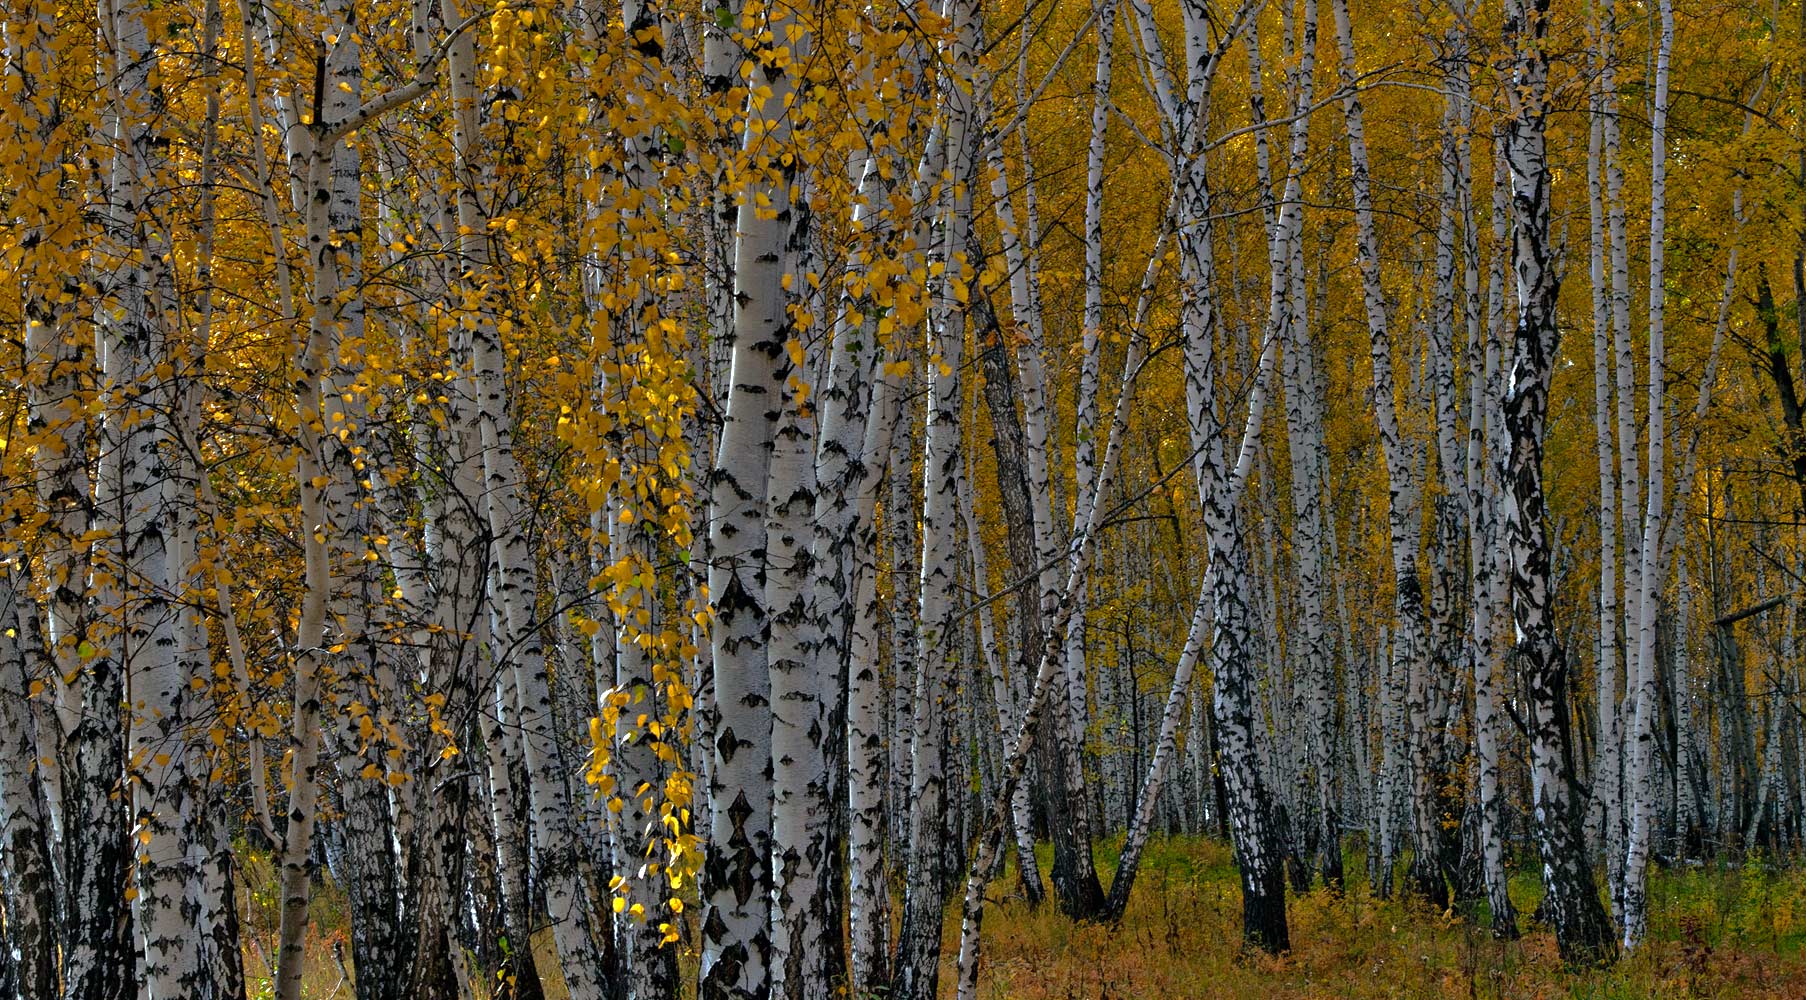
[[1500, 0, 1617, 965]]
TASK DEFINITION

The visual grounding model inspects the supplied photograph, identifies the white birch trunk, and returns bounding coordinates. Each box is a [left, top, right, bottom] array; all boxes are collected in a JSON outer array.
[[1328, 0, 1427, 899], [951, 206, 1161, 993], [986, 25, 1105, 912], [1584, 54, 1622, 875], [1271, 0, 1335, 888], [957, 450, 1042, 893], [1620, 0, 1674, 949], [96, 0, 199, 987], [1603, 6, 1638, 755], [845, 369, 900, 996], [1470, 131, 1518, 936], [894, 3, 979, 989], [438, 5, 612, 993], [1171, 0, 1287, 950], [887, 401, 921, 852], [0, 553, 58, 1000], [699, 3, 814, 991], [765, 247, 827, 1000], [11, 1, 84, 845], [1501, 0, 1616, 963]]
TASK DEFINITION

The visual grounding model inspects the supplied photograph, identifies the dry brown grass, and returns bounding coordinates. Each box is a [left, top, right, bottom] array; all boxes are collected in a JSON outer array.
[[254, 836, 1806, 999], [968, 837, 1806, 1000]]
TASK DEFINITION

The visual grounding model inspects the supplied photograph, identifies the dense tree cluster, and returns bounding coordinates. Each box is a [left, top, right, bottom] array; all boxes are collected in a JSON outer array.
[[0, 0, 1803, 995]]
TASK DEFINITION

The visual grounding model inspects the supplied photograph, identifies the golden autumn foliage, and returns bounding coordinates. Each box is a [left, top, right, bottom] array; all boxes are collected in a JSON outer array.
[[2, 0, 1806, 992]]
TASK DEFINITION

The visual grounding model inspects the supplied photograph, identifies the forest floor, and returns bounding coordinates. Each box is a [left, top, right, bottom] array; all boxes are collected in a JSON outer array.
[[242, 835, 1806, 999], [975, 837, 1806, 999]]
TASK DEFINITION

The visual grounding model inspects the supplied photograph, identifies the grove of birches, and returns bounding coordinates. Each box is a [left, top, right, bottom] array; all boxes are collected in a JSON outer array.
[[3, 0, 1806, 992]]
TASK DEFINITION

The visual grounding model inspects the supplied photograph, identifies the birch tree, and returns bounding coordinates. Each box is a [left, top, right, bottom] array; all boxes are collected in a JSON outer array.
[[1328, 0, 1430, 902], [1500, 0, 1617, 964], [0, 0, 1794, 993], [0, 521, 56, 1000], [93, 0, 201, 987], [1471, 126, 1519, 938], [894, 0, 980, 991], [1126, 0, 1289, 950], [1620, 0, 1675, 949], [698, 1, 809, 991]]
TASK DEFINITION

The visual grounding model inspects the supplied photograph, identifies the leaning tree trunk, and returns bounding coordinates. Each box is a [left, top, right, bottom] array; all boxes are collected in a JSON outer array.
[[987, 42, 1104, 915], [956, 429, 1044, 895], [1099, 224, 1225, 920], [1137, 0, 1288, 952], [977, 96, 1061, 909], [1043, 0, 1119, 923], [951, 214, 1153, 994]]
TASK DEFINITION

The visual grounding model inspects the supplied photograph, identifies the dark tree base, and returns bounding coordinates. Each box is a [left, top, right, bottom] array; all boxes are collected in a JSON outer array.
[[1545, 878, 1618, 967], [1241, 880, 1291, 955], [1052, 868, 1107, 923], [1404, 855, 1450, 911]]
